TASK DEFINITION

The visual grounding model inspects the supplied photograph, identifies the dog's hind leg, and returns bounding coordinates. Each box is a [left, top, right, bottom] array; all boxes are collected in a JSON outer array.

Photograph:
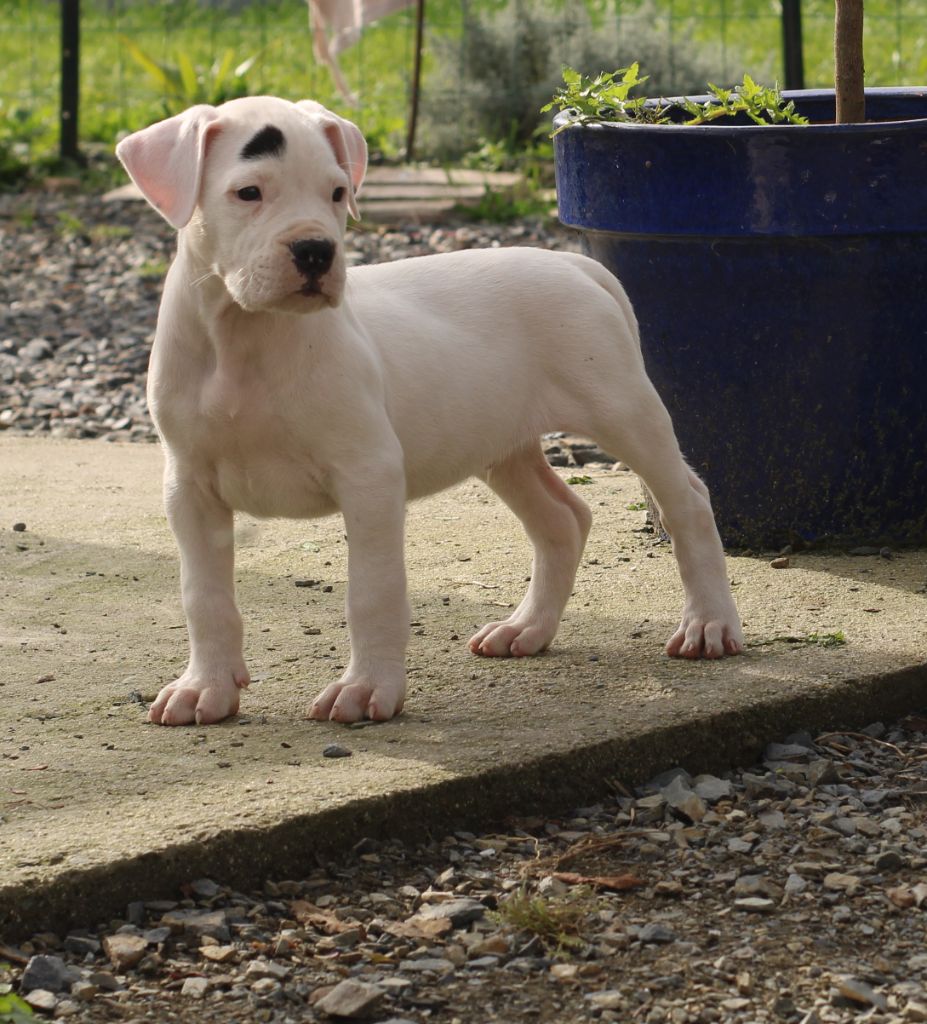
[[469, 444, 592, 658], [586, 381, 744, 659]]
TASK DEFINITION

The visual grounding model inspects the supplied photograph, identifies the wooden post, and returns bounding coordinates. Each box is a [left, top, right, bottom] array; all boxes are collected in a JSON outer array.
[[835, 0, 865, 124], [60, 0, 82, 163], [405, 0, 425, 161], [781, 0, 804, 91]]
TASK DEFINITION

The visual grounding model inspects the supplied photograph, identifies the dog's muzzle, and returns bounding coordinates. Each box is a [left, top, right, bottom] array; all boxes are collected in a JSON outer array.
[[289, 238, 335, 293]]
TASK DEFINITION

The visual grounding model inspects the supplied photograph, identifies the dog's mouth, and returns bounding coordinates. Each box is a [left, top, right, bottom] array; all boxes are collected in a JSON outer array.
[[299, 281, 324, 297]]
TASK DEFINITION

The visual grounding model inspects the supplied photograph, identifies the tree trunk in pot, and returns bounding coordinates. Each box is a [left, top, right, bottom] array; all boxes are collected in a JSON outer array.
[[835, 0, 865, 123]]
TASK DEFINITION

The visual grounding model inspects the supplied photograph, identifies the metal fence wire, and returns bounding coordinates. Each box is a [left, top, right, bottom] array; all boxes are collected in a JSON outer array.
[[2, 0, 926, 165]]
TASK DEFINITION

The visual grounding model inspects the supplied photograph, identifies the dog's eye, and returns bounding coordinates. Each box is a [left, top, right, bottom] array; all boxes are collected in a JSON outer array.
[[236, 186, 262, 202], [332, 186, 346, 203]]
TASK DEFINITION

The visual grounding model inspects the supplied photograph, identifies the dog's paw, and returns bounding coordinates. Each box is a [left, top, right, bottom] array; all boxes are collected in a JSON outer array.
[[468, 613, 557, 658], [148, 668, 249, 726], [308, 667, 406, 723], [666, 607, 744, 660]]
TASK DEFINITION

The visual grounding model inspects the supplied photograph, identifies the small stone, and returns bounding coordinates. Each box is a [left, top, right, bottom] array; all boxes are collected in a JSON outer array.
[[638, 922, 677, 944], [836, 976, 888, 1010], [734, 875, 782, 901], [21, 955, 79, 994], [806, 759, 840, 787], [734, 897, 776, 914], [87, 971, 122, 992], [398, 957, 456, 973], [661, 775, 706, 822], [181, 976, 210, 999], [468, 933, 511, 957], [742, 772, 791, 798], [200, 944, 237, 963], [466, 955, 500, 970], [245, 960, 291, 981], [70, 980, 98, 1002], [12, 522, 26, 532], [770, 556, 790, 569], [586, 990, 625, 1010], [250, 977, 280, 996], [24, 989, 58, 1012], [21, 338, 53, 361], [322, 744, 352, 759], [314, 978, 385, 1017], [102, 933, 148, 971], [189, 878, 221, 899], [727, 835, 755, 853], [904, 1000, 927, 1021], [785, 873, 808, 896], [415, 897, 485, 928], [757, 809, 786, 830], [875, 849, 905, 872], [63, 935, 101, 957], [550, 962, 580, 982], [823, 872, 861, 894], [693, 774, 732, 803], [538, 875, 570, 897], [160, 908, 230, 942]]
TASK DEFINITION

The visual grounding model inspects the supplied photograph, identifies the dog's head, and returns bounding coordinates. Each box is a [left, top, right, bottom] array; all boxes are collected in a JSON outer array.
[[116, 97, 367, 314]]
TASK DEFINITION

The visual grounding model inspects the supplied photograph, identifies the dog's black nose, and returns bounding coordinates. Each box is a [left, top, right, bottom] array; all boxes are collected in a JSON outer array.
[[289, 238, 335, 278]]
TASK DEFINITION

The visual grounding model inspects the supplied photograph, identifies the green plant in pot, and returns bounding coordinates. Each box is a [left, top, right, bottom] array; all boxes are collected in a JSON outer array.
[[548, 0, 927, 549]]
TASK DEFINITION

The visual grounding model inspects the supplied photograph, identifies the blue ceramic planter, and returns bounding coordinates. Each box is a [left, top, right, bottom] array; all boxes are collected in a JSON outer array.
[[554, 88, 927, 547]]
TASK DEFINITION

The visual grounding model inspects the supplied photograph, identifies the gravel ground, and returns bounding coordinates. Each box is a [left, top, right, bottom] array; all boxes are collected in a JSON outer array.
[[3, 192, 927, 1023], [3, 716, 927, 1023]]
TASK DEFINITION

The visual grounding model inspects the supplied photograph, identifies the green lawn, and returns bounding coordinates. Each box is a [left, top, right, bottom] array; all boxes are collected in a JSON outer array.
[[1, 0, 925, 166]]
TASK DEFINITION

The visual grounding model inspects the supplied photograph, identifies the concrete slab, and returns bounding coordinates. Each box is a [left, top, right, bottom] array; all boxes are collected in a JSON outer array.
[[2, 437, 926, 940]]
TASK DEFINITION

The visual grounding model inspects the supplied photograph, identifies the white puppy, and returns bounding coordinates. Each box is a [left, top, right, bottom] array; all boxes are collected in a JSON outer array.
[[116, 96, 744, 727]]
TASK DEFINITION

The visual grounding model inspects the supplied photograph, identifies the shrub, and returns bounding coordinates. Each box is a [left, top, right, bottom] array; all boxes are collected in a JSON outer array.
[[419, 0, 726, 161]]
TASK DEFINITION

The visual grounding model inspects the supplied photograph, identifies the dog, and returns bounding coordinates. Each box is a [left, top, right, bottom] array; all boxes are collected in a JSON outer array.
[[115, 96, 744, 727]]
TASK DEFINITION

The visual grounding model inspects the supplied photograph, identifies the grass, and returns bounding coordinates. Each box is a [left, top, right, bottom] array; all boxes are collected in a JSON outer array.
[[492, 886, 592, 956], [1, 0, 925, 183], [753, 630, 848, 650]]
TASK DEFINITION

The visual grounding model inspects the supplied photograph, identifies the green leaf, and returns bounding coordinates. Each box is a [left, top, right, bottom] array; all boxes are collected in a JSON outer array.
[[0, 989, 35, 1021], [547, 66, 809, 130], [211, 49, 236, 94], [177, 51, 200, 103], [118, 34, 179, 95]]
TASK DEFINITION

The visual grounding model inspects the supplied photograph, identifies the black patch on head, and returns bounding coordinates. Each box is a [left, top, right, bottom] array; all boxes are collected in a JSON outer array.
[[240, 125, 286, 161]]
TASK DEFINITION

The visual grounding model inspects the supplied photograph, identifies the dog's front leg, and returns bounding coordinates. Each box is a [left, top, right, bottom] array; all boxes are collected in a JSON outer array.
[[309, 461, 409, 723], [148, 470, 249, 726]]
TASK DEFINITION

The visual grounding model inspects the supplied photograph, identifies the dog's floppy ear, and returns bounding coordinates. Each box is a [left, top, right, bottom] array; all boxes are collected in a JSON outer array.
[[116, 105, 221, 229], [297, 101, 368, 220]]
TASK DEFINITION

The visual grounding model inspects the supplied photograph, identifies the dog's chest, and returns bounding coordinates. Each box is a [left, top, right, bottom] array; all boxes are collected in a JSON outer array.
[[167, 369, 337, 521], [212, 447, 336, 520]]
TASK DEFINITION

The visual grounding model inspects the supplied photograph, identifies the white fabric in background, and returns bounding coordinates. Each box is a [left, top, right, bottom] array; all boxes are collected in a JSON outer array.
[[308, 0, 416, 103]]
